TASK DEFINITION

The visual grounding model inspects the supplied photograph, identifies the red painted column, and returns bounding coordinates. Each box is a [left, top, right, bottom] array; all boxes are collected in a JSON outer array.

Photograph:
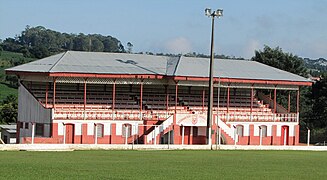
[[84, 80, 86, 112], [53, 79, 56, 109], [112, 81, 116, 111], [294, 125, 300, 145], [202, 89, 205, 112], [250, 87, 254, 115], [175, 82, 178, 113], [227, 86, 230, 113], [173, 124, 181, 144], [81, 124, 88, 144], [288, 91, 291, 113], [45, 83, 48, 108], [271, 125, 275, 145], [248, 124, 260, 145], [274, 88, 277, 113], [165, 86, 169, 111], [140, 83, 143, 113], [110, 124, 117, 144]]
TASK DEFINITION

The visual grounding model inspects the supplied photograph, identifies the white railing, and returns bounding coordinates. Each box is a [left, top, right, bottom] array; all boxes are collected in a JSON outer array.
[[218, 112, 298, 122], [146, 115, 174, 143], [217, 117, 234, 139], [53, 109, 173, 121]]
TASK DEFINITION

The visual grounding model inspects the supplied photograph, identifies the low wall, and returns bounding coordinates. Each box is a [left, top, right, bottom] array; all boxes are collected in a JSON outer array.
[[1, 144, 327, 151]]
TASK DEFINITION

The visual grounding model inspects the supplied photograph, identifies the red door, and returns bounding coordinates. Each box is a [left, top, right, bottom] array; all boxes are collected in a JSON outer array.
[[280, 126, 289, 145], [66, 124, 75, 144], [184, 127, 191, 145]]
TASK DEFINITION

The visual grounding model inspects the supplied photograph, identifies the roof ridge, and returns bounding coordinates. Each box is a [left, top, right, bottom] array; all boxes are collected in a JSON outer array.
[[48, 51, 68, 72], [172, 55, 182, 76]]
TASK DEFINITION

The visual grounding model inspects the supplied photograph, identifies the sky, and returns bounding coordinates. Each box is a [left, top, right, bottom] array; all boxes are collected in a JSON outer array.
[[0, 0, 326, 59]]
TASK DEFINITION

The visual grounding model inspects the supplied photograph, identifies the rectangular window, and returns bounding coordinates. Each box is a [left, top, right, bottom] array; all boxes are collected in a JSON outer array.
[[19, 122, 23, 129], [25, 122, 29, 129], [35, 123, 44, 137]]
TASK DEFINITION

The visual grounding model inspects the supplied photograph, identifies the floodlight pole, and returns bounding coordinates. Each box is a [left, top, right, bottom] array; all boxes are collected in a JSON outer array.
[[205, 8, 223, 146]]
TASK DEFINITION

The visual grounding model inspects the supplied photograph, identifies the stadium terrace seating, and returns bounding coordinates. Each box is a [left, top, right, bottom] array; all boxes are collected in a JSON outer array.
[[23, 81, 291, 122]]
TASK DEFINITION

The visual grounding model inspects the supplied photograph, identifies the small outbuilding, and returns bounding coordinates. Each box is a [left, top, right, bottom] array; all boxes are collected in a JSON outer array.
[[0, 124, 17, 144]]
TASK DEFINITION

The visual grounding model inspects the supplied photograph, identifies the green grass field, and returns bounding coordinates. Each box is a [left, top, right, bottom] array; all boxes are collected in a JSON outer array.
[[0, 150, 326, 180]]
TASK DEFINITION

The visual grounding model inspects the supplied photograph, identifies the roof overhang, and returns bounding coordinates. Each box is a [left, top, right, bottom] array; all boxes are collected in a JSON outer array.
[[6, 71, 312, 87], [173, 76, 312, 86]]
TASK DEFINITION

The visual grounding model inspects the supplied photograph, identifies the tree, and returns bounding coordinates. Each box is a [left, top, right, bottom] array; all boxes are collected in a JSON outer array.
[[311, 74, 327, 128], [0, 25, 126, 58], [0, 95, 18, 124], [251, 45, 307, 77]]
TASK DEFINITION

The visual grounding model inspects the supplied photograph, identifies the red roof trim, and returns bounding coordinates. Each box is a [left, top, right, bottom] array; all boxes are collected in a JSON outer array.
[[5, 71, 50, 76], [173, 76, 312, 86], [49, 73, 164, 79], [6, 71, 311, 86]]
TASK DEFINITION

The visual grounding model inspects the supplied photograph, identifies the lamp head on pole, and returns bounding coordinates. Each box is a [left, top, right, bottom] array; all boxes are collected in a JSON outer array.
[[216, 9, 223, 17], [205, 8, 212, 16], [205, 8, 223, 18]]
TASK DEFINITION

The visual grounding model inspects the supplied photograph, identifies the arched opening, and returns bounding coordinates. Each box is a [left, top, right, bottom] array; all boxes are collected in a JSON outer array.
[[236, 125, 244, 137], [260, 125, 267, 137], [122, 124, 132, 137], [96, 124, 104, 138]]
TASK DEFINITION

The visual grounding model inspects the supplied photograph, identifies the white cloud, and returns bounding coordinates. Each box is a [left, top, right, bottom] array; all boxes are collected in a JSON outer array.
[[164, 37, 192, 54], [242, 39, 261, 59]]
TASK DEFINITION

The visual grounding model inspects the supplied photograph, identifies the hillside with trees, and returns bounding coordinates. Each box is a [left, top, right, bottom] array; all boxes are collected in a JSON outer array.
[[1, 25, 125, 59]]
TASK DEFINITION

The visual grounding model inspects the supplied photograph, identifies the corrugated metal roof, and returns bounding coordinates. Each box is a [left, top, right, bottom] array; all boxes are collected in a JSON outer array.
[[6, 51, 310, 83], [175, 56, 309, 82]]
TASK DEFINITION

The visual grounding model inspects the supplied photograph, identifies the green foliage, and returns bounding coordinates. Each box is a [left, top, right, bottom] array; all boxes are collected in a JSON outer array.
[[0, 94, 18, 124], [0, 51, 35, 88], [0, 83, 17, 101], [252, 45, 307, 77], [0, 150, 327, 179], [184, 52, 245, 60], [311, 74, 327, 128], [1, 25, 125, 59]]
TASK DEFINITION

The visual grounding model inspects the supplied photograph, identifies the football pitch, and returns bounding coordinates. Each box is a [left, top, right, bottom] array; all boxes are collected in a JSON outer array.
[[0, 150, 326, 179]]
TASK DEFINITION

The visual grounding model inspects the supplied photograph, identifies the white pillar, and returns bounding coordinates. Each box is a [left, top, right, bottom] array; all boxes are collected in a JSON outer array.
[[154, 126, 157, 145], [307, 129, 310, 146], [234, 126, 237, 146], [284, 128, 287, 146], [31, 122, 35, 144], [94, 124, 98, 144], [63, 123, 66, 144], [218, 126, 221, 146], [125, 125, 128, 145], [259, 126, 262, 146], [132, 123, 136, 147], [182, 125, 185, 145]]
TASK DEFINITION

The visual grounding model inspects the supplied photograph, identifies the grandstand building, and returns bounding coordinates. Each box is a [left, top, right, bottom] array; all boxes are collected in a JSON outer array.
[[6, 51, 311, 145]]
